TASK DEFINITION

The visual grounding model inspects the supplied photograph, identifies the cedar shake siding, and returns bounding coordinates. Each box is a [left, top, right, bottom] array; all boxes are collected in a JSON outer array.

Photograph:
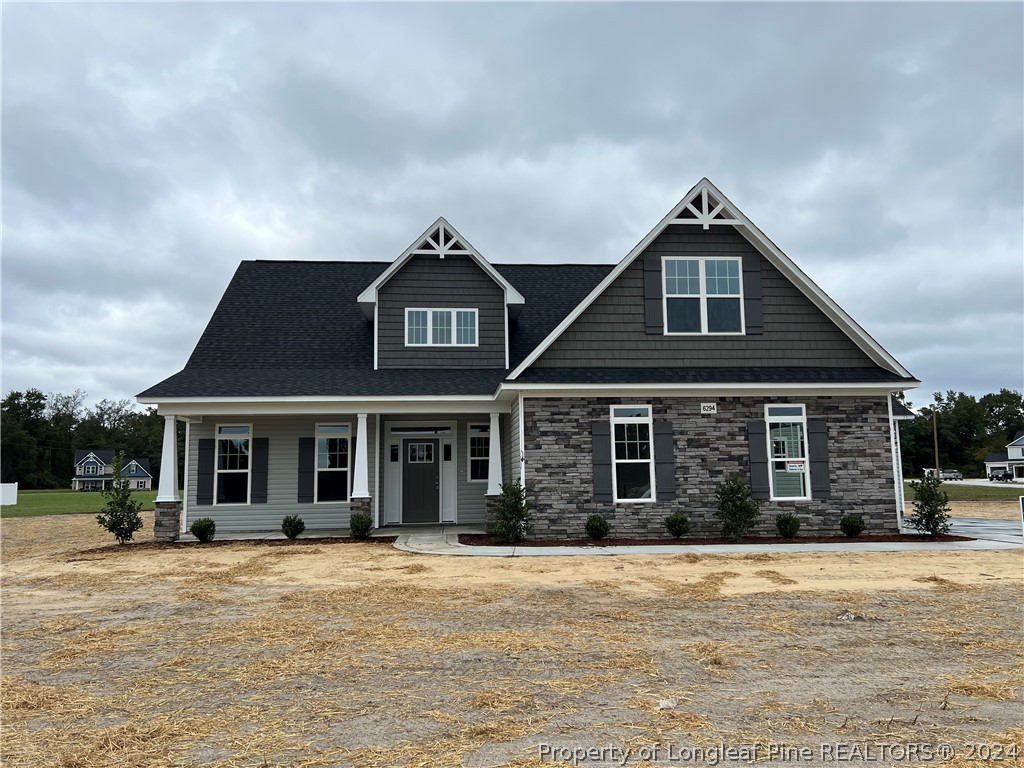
[[377, 253, 506, 369], [522, 395, 898, 537], [532, 226, 878, 370]]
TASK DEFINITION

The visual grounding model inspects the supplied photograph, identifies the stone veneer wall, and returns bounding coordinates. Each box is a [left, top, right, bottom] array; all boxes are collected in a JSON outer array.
[[523, 395, 897, 538], [350, 497, 372, 523]]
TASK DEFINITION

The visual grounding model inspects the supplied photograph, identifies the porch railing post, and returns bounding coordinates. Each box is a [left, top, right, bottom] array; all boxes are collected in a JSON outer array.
[[352, 413, 370, 499], [486, 412, 502, 497]]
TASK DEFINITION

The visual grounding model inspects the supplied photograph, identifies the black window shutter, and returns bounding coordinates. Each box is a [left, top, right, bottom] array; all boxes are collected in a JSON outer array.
[[591, 421, 613, 502], [653, 420, 676, 500], [251, 437, 269, 504], [747, 421, 770, 500], [742, 253, 764, 335], [196, 439, 215, 506], [297, 437, 315, 504], [807, 419, 831, 499], [643, 256, 664, 335]]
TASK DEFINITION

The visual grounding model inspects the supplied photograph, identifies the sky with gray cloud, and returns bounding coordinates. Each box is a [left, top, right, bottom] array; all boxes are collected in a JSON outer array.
[[2, 2, 1021, 410]]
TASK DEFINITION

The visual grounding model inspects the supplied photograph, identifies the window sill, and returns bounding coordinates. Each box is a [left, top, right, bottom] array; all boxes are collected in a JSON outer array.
[[662, 331, 746, 337]]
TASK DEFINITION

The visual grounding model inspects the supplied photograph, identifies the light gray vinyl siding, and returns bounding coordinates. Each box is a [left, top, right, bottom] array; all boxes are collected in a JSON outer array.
[[533, 226, 877, 369], [186, 415, 377, 532], [502, 396, 521, 484], [377, 254, 506, 368]]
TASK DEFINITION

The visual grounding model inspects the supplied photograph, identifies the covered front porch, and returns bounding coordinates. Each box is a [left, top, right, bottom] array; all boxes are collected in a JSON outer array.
[[150, 398, 520, 540]]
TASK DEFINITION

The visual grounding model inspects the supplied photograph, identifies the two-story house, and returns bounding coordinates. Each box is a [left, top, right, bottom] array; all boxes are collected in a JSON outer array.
[[138, 178, 918, 541], [984, 430, 1024, 480], [72, 451, 153, 491]]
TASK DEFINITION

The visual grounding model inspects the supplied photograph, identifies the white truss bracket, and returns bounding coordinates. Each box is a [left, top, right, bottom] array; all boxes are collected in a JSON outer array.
[[671, 185, 743, 230]]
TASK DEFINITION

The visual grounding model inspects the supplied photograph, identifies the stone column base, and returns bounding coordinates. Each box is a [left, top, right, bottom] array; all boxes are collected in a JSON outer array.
[[350, 497, 372, 522], [485, 495, 500, 533], [154, 501, 182, 542]]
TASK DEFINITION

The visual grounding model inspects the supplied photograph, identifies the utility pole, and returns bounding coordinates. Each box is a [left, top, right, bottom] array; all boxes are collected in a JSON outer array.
[[932, 407, 940, 479]]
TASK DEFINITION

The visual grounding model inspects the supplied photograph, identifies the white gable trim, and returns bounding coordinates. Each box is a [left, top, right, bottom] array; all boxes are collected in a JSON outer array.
[[356, 217, 526, 308], [75, 452, 103, 468], [507, 178, 914, 381]]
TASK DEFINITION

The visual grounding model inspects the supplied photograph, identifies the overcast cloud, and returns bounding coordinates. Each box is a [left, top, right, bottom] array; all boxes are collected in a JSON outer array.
[[2, 2, 1021, 410]]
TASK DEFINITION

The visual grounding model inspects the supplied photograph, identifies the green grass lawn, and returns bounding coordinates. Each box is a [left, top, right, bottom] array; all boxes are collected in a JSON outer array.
[[1, 489, 160, 518], [903, 481, 1023, 502]]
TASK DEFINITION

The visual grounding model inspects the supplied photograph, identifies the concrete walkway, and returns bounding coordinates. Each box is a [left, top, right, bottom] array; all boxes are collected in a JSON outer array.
[[393, 519, 1024, 557]]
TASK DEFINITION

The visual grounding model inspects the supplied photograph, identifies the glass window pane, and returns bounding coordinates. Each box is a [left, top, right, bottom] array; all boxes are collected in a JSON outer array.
[[407, 311, 427, 344], [769, 422, 805, 459], [615, 463, 652, 500], [456, 311, 476, 345], [706, 259, 741, 295], [432, 311, 452, 344], [218, 426, 249, 436], [217, 472, 248, 504], [470, 458, 488, 481], [664, 259, 700, 295], [771, 462, 806, 498], [666, 297, 701, 332], [707, 297, 741, 332], [612, 407, 649, 418], [767, 406, 804, 418], [317, 470, 349, 502]]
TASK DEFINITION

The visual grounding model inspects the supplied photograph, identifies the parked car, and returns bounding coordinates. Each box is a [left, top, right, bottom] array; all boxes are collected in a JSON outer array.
[[941, 469, 963, 481], [989, 470, 1013, 482]]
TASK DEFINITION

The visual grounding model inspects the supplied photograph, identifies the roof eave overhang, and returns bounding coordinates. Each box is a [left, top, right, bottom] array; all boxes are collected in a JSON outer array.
[[498, 380, 920, 398]]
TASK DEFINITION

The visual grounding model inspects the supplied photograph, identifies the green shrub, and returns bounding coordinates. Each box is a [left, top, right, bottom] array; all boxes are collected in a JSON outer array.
[[281, 515, 305, 540], [349, 512, 372, 540], [775, 512, 800, 539], [907, 476, 951, 536], [95, 452, 144, 545], [492, 477, 532, 545], [585, 514, 611, 540], [665, 511, 691, 539], [715, 474, 763, 542], [840, 513, 865, 538], [190, 518, 216, 543]]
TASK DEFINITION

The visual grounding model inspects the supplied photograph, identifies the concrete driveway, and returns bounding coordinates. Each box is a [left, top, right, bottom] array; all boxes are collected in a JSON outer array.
[[948, 516, 1024, 545]]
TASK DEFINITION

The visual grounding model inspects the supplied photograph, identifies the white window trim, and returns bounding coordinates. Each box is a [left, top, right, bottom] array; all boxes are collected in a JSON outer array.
[[405, 308, 479, 347], [765, 404, 811, 502], [84, 464, 98, 475], [610, 404, 657, 504], [314, 422, 352, 504], [467, 422, 489, 483], [214, 423, 252, 506], [662, 255, 745, 336]]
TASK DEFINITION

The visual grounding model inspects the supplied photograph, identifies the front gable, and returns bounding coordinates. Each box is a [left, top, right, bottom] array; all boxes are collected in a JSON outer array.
[[363, 218, 522, 371], [510, 178, 914, 382]]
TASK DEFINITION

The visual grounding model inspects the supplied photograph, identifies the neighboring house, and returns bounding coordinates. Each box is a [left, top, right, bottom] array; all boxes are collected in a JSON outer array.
[[72, 451, 153, 492], [984, 429, 1024, 480], [138, 178, 918, 541]]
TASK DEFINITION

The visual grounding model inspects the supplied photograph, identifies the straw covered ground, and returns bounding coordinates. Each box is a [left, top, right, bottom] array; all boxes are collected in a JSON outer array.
[[1, 510, 1022, 767]]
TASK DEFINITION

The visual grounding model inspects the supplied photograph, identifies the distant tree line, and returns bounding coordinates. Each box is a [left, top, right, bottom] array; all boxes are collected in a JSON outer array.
[[897, 388, 1024, 477], [1, 389, 184, 489]]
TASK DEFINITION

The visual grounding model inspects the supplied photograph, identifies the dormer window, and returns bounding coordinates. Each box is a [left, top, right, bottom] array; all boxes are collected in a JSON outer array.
[[405, 309, 478, 347]]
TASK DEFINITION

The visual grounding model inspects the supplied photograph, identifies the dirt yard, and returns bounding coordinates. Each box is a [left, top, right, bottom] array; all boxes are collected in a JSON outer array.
[[2, 513, 1022, 768]]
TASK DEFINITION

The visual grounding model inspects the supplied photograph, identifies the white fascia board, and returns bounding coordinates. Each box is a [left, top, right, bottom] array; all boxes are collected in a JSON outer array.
[[355, 217, 525, 306], [75, 451, 101, 468], [149, 396, 508, 418], [498, 381, 920, 398], [507, 177, 914, 381]]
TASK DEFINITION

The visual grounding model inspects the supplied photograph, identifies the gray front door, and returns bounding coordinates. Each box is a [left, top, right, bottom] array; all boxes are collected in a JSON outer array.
[[402, 439, 440, 523]]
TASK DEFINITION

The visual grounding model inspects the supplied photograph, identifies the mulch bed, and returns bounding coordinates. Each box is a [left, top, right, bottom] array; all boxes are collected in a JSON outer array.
[[457, 533, 974, 547]]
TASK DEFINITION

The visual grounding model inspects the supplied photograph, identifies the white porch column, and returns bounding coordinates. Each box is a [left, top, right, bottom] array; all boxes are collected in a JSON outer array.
[[352, 413, 370, 499], [486, 412, 503, 496], [156, 415, 179, 502]]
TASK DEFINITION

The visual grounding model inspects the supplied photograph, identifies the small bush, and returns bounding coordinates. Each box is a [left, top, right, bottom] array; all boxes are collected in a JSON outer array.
[[840, 513, 865, 538], [190, 518, 216, 543], [350, 512, 372, 540], [775, 512, 800, 539], [715, 474, 763, 542], [95, 453, 144, 545], [281, 515, 305, 540], [492, 477, 532, 545], [908, 476, 951, 536], [585, 514, 611, 540], [665, 511, 691, 539]]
